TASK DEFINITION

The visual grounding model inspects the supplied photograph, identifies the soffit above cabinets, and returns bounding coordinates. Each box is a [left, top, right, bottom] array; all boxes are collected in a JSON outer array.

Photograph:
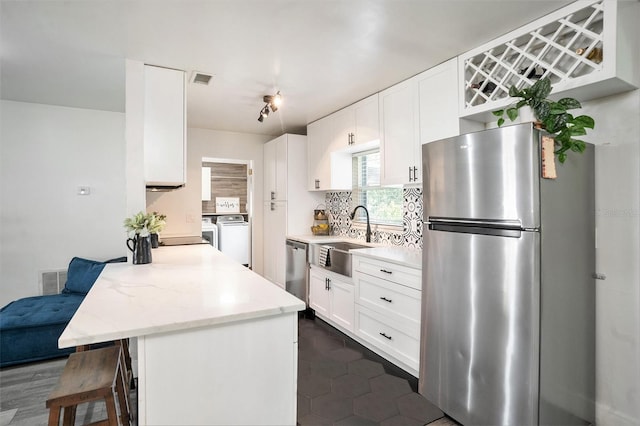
[[1, 1, 572, 136]]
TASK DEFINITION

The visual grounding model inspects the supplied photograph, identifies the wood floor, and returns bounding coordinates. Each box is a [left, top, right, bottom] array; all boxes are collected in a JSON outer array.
[[1, 357, 137, 426]]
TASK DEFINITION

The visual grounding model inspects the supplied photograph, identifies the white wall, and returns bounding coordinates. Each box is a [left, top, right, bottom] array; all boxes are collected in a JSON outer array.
[[146, 128, 271, 274], [125, 60, 147, 223], [584, 89, 640, 426], [0, 100, 127, 306]]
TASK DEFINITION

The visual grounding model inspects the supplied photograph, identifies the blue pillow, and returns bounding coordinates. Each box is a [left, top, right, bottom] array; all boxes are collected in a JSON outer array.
[[62, 257, 106, 295], [62, 256, 127, 295]]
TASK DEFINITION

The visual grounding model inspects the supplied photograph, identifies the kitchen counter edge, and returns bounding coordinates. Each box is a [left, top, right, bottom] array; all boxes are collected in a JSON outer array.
[[287, 235, 422, 269]]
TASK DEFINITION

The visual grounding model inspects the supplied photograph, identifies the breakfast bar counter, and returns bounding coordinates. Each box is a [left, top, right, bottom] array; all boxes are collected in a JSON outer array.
[[59, 244, 305, 425]]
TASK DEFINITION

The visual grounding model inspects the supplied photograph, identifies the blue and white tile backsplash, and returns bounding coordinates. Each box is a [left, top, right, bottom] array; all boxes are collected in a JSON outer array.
[[324, 188, 423, 249]]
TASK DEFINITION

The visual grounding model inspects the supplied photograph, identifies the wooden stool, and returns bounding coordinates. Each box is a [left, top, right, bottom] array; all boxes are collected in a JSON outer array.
[[46, 345, 130, 426], [115, 339, 134, 391], [77, 339, 134, 391]]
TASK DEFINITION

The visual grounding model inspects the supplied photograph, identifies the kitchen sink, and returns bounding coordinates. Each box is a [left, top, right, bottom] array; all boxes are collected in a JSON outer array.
[[321, 242, 369, 251], [309, 241, 369, 277]]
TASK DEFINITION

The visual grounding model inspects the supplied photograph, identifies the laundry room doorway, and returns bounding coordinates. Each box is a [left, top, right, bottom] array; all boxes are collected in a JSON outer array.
[[201, 157, 253, 268]]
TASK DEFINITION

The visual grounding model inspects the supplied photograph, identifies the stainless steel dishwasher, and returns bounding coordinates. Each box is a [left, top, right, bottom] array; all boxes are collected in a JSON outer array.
[[285, 239, 308, 305]]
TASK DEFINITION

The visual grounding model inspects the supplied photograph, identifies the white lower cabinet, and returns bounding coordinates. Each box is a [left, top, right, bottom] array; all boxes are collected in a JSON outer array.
[[309, 254, 421, 376], [355, 304, 420, 373], [353, 254, 422, 376], [309, 266, 354, 332], [356, 272, 421, 325]]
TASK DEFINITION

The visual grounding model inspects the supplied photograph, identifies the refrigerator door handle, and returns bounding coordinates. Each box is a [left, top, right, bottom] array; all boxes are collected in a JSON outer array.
[[427, 218, 527, 238], [428, 217, 523, 229]]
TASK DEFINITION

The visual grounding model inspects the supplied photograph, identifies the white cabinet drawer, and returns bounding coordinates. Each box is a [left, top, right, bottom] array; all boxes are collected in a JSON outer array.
[[355, 272, 421, 326], [353, 256, 421, 290], [355, 305, 419, 372]]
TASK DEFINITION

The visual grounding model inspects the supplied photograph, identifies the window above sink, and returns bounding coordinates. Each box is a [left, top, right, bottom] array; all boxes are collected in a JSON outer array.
[[352, 149, 403, 227]]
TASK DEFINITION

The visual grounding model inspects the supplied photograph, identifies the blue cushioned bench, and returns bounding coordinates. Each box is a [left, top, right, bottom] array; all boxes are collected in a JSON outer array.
[[0, 294, 84, 367], [0, 256, 126, 368]]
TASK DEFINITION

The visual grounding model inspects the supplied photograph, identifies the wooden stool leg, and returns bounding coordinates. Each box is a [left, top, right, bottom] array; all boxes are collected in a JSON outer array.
[[62, 405, 76, 426], [120, 339, 132, 373], [47, 405, 61, 426], [104, 393, 119, 426], [116, 360, 131, 425], [116, 339, 134, 390]]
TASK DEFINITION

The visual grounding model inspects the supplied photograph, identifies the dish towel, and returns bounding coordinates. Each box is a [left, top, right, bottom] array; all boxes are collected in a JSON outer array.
[[319, 246, 333, 267]]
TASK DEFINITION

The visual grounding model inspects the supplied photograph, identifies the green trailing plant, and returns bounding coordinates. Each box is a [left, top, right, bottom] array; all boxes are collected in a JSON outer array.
[[492, 77, 595, 163]]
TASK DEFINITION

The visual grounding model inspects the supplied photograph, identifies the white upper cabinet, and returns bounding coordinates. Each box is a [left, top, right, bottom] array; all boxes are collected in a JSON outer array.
[[379, 77, 420, 185], [380, 59, 483, 186], [418, 58, 484, 146], [332, 94, 380, 148], [143, 65, 186, 187], [307, 94, 380, 191], [307, 116, 335, 191], [264, 135, 288, 201], [353, 94, 380, 147], [418, 58, 464, 144]]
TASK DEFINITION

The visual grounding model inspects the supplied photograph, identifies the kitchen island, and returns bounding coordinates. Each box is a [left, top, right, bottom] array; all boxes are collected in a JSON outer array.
[[59, 244, 305, 426]]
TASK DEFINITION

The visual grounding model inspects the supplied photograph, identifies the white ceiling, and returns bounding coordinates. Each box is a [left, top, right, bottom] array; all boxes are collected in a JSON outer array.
[[1, 0, 572, 137]]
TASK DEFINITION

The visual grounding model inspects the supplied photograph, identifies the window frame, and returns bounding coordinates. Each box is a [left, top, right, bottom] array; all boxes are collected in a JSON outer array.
[[351, 149, 403, 228]]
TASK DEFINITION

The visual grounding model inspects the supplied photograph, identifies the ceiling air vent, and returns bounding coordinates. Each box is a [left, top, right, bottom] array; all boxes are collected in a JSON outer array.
[[191, 72, 213, 86]]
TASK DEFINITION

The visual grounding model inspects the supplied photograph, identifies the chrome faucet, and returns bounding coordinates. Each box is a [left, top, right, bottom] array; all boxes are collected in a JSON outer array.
[[350, 205, 372, 243]]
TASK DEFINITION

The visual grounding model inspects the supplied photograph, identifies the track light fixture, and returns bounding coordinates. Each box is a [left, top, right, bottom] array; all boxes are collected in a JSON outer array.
[[257, 91, 282, 123]]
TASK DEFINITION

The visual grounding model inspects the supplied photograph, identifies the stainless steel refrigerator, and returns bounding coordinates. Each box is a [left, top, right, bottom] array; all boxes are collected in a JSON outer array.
[[419, 123, 595, 425]]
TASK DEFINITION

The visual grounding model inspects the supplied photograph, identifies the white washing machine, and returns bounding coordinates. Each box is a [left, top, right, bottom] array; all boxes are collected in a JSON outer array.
[[216, 215, 250, 266], [201, 217, 218, 249]]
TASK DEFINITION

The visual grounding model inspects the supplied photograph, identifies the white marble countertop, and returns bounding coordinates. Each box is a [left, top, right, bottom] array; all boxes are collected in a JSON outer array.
[[286, 235, 380, 246], [287, 234, 422, 269], [58, 245, 305, 348], [350, 246, 422, 269]]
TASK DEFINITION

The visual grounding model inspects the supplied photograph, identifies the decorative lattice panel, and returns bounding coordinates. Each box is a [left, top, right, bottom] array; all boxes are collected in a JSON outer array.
[[463, 0, 605, 111]]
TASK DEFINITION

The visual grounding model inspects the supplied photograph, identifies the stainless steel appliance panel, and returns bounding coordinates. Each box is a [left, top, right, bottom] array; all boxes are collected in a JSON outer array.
[[420, 227, 540, 426], [285, 239, 308, 304], [423, 123, 541, 229], [538, 144, 595, 424]]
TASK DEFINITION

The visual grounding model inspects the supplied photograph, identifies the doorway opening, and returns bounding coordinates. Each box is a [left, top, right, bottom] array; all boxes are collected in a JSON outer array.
[[201, 157, 253, 268]]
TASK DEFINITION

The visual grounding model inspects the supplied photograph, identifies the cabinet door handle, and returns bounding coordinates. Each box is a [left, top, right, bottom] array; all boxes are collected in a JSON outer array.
[[413, 166, 418, 181], [380, 269, 393, 274], [380, 296, 393, 303], [379, 332, 392, 340], [270, 191, 276, 200], [315, 179, 320, 190], [270, 202, 275, 211], [408, 166, 413, 182], [327, 278, 331, 290]]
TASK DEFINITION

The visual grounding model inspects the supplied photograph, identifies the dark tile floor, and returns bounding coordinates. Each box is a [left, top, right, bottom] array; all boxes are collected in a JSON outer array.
[[297, 316, 447, 426], [1, 316, 459, 426]]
